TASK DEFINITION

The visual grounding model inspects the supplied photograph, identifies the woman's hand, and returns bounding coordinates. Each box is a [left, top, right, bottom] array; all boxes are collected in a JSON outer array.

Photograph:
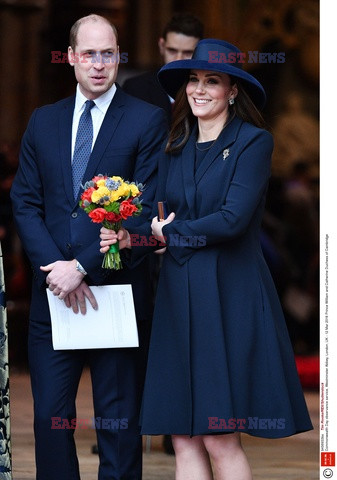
[[154, 247, 167, 255], [100, 226, 131, 253], [151, 212, 175, 244]]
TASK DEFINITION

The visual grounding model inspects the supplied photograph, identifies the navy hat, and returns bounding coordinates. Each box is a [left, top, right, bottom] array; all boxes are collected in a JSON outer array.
[[158, 38, 266, 109]]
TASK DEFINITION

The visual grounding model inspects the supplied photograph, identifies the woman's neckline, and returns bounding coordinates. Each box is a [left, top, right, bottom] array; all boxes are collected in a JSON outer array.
[[196, 113, 234, 143]]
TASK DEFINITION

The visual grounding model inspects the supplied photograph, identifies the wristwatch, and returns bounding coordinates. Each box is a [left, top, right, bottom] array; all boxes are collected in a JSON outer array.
[[75, 260, 87, 276]]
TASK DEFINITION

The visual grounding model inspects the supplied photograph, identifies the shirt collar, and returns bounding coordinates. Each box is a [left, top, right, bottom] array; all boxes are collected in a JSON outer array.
[[74, 83, 117, 114]]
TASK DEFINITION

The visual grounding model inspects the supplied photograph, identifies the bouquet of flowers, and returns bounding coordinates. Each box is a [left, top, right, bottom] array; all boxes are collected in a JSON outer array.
[[79, 175, 143, 270]]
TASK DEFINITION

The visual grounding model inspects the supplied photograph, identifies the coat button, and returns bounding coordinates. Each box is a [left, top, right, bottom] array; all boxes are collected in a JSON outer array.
[[71, 212, 78, 218]]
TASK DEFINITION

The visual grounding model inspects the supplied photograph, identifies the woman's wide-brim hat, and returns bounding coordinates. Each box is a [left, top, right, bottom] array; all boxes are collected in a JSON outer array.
[[158, 38, 266, 109]]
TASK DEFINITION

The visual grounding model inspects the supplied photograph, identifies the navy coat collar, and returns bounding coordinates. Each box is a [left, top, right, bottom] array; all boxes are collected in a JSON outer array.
[[59, 84, 126, 208], [181, 115, 243, 215]]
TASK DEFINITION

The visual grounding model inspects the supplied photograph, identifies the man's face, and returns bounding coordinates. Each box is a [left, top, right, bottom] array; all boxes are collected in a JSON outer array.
[[68, 20, 119, 100], [158, 32, 199, 64]]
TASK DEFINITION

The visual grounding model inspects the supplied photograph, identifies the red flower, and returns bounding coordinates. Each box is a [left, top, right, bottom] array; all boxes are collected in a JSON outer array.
[[81, 187, 95, 203], [88, 208, 107, 223], [119, 200, 137, 220], [106, 212, 122, 222]]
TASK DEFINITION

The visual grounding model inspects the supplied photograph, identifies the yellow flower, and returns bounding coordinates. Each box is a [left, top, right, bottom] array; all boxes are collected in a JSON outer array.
[[109, 190, 120, 202], [92, 186, 111, 204], [111, 176, 123, 183], [115, 182, 130, 198], [129, 184, 140, 196], [96, 179, 106, 187]]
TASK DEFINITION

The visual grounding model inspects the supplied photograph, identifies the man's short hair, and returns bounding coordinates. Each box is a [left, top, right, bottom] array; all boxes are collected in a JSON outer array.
[[162, 13, 204, 40], [69, 14, 118, 51]]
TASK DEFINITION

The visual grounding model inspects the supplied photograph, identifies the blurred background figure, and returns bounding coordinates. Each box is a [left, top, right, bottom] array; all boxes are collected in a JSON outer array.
[[123, 12, 204, 122], [281, 160, 319, 353], [0, 143, 31, 369]]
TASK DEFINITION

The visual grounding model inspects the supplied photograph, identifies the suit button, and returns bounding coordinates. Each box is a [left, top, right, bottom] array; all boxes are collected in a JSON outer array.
[[71, 212, 78, 218]]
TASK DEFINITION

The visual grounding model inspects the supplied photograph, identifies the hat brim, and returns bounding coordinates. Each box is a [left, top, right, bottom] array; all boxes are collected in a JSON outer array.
[[158, 60, 266, 109]]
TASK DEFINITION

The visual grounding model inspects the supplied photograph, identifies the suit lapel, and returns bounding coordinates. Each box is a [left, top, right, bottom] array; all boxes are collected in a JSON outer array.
[[195, 116, 243, 185], [59, 96, 76, 207], [81, 86, 125, 190]]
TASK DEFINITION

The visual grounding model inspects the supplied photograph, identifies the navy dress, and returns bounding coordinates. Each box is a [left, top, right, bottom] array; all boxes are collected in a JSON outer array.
[[138, 116, 313, 438]]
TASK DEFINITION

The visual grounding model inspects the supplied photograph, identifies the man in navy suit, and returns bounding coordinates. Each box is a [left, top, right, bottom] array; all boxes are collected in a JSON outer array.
[[11, 14, 167, 480], [123, 13, 204, 122]]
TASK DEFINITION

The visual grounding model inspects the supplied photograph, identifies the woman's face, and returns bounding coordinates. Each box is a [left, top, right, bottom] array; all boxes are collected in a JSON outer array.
[[186, 70, 237, 122]]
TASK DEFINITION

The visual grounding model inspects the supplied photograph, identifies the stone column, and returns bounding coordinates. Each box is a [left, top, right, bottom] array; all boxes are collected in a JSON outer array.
[[0, 243, 11, 479]]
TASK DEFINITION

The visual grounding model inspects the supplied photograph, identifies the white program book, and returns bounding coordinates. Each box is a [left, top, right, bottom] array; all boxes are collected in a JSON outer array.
[[47, 285, 139, 350]]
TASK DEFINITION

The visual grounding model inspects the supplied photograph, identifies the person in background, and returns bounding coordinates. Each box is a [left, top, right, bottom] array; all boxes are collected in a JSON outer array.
[[11, 14, 167, 480], [123, 12, 204, 122], [100, 38, 313, 479]]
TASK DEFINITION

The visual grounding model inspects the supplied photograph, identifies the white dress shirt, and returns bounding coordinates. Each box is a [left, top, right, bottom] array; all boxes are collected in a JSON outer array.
[[71, 83, 117, 160]]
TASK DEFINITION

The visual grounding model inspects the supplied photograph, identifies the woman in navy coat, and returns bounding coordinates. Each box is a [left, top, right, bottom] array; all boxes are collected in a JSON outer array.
[[101, 39, 313, 479]]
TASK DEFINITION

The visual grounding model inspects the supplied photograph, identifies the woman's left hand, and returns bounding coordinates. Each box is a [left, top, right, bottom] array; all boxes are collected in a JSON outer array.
[[151, 212, 175, 243]]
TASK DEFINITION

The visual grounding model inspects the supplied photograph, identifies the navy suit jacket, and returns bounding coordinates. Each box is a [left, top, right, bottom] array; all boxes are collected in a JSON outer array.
[[123, 71, 172, 123], [11, 85, 168, 325]]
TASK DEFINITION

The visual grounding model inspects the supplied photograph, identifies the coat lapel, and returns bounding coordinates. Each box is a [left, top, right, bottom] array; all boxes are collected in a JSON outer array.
[[194, 116, 243, 185], [59, 96, 76, 207], [181, 125, 198, 218]]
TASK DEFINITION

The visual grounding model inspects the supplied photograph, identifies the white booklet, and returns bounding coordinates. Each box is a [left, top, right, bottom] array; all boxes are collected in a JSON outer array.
[[47, 285, 139, 350]]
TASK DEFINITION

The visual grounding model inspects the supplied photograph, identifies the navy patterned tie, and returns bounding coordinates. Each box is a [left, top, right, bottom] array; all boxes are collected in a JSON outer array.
[[72, 99, 95, 200]]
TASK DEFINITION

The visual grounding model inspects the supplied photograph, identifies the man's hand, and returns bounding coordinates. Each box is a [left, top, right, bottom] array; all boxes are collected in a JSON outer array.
[[40, 259, 84, 299], [63, 281, 98, 315]]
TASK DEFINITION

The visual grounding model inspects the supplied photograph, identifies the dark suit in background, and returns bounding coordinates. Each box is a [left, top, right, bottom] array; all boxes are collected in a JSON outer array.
[[123, 71, 173, 123]]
